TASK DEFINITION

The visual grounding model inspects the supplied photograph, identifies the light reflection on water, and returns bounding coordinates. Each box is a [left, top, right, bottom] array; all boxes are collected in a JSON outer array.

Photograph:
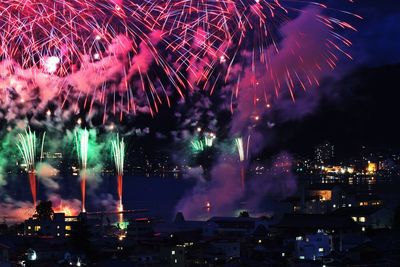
[[5, 173, 400, 223]]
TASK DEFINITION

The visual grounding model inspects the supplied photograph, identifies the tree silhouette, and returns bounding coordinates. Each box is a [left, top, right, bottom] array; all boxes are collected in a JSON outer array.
[[239, 211, 250, 218], [35, 201, 54, 221]]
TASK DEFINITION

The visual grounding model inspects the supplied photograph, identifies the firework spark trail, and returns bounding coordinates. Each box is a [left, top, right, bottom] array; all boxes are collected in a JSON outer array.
[[111, 134, 125, 212], [0, 0, 184, 120], [160, 0, 361, 104], [75, 128, 89, 212], [17, 128, 45, 207], [0, 0, 359, 124], [235, 137, 245, 162], [0, 0, 159, 72]]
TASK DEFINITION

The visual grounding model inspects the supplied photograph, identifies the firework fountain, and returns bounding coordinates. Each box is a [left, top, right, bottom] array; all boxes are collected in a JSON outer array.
[[204, 133, 216, 148], [235, 136, 251, 190], [111, 134, 125, 212], [17, 128, 45, 208], [191, 138, 205, 153], [75, 129, 89, 212], [191, 132, 216, 154]]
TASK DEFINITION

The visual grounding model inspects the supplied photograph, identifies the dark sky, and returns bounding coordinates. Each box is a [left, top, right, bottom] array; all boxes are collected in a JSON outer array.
[[255, 2, 395, 157], [272, 64, 400, 157], [258, 0, 400, 158]]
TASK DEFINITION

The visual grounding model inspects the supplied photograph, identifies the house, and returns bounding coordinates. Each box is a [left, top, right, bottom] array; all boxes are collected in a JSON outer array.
[[208, 240, 240, 262], [283, 196, 328, 214], [273, 213, 359, 235], [355, 194, 383, 207], [127, 217, 154, 238], [0, 244, 11, 267], [330, 185, 356, 210], [154, 214, 204, 243], [24, 212, 77, 237], [166, 245, 186, 267], [294, 231, 332, 261], [0, 244, 9, 262], [332, 206, 393, 229], [340, 232, 370, 251], [203, 216, 270, 238]]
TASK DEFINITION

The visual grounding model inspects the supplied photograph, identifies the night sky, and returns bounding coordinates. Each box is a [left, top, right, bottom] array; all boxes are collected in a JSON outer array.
[[277, 0, 400, 157]]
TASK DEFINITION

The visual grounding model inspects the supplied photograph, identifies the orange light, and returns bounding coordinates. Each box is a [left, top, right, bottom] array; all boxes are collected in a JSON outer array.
[[366, 162, 377, 174]]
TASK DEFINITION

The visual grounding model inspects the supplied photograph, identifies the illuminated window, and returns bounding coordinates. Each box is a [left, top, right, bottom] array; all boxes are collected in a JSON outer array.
[[352, 217, 358, 222], [65, 225, 71, 231], [299, 256, 305, 260], [34, 226, 41, 232], [57, 225, 60, 229], [319, 248, 324, 252], [174, 259, 178, 263], [359, 217, 366, 222], [362, 227, 366, 232], [171, 250, 175, 255]]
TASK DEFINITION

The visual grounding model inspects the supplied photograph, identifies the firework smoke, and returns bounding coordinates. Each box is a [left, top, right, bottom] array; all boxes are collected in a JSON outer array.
[[175, 6, 356, 219]]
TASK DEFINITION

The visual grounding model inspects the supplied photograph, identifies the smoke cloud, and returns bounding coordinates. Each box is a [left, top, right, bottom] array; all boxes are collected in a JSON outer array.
[[175, 7, 345, 219]]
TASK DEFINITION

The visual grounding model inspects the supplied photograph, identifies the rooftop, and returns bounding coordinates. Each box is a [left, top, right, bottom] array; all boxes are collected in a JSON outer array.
[[332, 206, 386, 217], [273, 213, 359, 230]]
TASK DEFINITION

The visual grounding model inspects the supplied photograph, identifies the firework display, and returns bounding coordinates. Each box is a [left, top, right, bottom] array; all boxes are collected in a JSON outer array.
[[150, 0, 360, 103], [17, 128, 46, 207], [235, 136, 251, 190], [74, 128, 89, 212], [111, 134, 125, 212], [0, 1, 361, 219], [0, 0, 360, 123], [0, 0, 164, 73], [0, 0, 182, 120], [191, 132, 216, 154], [204, 133, 216, 148], [191, 138, 205, 153]]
